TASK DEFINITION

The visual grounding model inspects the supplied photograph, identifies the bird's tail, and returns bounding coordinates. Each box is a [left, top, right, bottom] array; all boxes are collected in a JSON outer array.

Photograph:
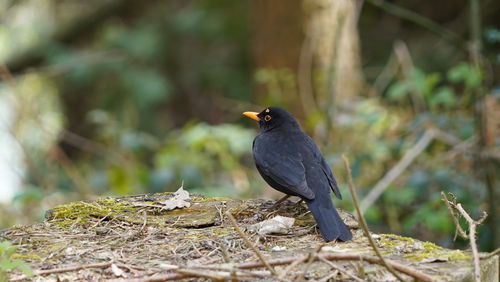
[[306, 198, 352, 242]]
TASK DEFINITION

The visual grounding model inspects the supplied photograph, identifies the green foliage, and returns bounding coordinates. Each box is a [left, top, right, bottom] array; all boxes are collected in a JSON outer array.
[[447, 62, 482, 88], [1, 0, 495, 253], [0, 241, 33, 280], [152, 123, 256, 196], [387, 63, 482, 110]]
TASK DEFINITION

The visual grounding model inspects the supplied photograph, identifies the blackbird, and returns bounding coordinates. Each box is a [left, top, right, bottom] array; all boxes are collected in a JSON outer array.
[[243, 107, 352, 242]]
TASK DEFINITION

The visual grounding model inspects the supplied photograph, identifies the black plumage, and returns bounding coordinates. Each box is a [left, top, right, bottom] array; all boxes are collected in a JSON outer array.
[[243, 107, 352, 242]]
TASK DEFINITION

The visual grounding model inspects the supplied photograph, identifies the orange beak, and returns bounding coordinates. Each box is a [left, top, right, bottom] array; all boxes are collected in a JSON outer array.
[[243, 111, 260, 121]]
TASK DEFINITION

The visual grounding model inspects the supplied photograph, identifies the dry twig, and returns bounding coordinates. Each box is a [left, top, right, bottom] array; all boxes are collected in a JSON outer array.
[[277, 256, 307, 279], [225, 211, 277, 275], [441, 192, 487, 282], [480, 247, 500, 260], [318, 255, 364, 281], [12, 261, 130, 281], [342, 155, 406, 282], [294, 243, 325, 282]]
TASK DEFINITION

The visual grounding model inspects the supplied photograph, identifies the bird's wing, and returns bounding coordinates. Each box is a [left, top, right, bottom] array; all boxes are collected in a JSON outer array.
[[319, 157, 342, 199], [304, 136, 342, 199], [253, 141, 315, 200]]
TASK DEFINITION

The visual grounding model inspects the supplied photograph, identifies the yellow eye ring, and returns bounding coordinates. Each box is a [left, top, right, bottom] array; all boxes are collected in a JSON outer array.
[[264, 115, 271, 121]]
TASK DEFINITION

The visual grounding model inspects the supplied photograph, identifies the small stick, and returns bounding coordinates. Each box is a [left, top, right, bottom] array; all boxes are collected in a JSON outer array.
[[480, 247, 500, 260], [318, 256, 364, 282], [441, 191, 488, 282], [269, 194, 291, 209], [11, 261, 114, 281], [139, 210, 148, 232], [277, 256, 307, 279], [440, 192, 468, 239], [175, 269, 232, 280], [225, 212, 277, 275], [219, 241, 231, 263], [455, 204, 486, 282], [318, 270, 339, 282], [294, 244, 325, 282], [90, 214, 111, 229], [342, 155, 406, 282]]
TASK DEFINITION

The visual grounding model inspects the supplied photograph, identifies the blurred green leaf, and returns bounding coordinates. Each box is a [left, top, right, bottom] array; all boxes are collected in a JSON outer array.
[[387, 81, 412, 100], [121, 69, 171, 109], [447, 62, 482, 88], [429, 86, 456, 107], [0, 241, 33, 278]]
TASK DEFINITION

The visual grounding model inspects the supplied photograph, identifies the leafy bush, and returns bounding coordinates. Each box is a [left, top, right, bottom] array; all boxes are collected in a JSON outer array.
[[0, 241, 33, 280]]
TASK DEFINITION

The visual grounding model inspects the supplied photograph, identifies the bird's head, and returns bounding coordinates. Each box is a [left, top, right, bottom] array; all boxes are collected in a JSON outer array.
[[243, 106, 299, 131]]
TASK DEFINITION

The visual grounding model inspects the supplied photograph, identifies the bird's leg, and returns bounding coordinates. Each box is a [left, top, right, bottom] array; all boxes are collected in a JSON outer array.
[[269, 194, 291, 210]]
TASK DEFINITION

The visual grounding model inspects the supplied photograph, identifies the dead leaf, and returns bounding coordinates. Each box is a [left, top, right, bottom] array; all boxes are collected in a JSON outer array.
[[159, 186, 191, 211], [248, 215, 295, 235]]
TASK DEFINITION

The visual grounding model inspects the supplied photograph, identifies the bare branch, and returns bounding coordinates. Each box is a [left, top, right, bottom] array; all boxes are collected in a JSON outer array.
[[441, 192, 469, 239], [342, 155, 406, 282], [440, 191, 488, 282]]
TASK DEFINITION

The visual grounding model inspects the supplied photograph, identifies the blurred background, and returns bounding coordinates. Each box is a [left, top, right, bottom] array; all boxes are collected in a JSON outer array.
[[0, 0, 498, 252]]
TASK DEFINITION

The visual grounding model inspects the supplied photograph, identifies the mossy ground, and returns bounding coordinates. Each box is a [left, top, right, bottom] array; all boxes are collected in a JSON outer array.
[[379, 234, 470, 262], [1, 193, 494, 281]]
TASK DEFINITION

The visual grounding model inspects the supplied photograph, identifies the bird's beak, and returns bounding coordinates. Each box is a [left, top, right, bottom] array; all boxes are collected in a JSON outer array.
[[243, 111, 260, 121]]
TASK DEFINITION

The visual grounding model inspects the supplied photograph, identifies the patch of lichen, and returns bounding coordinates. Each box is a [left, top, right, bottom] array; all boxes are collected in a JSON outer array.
[[405, 242, 470, 261], [381, 234, 415, 243], [406, 249, 470, 261], [46, 198, 137, 227], [378, 234, 414, 250], [379, 234, 470, 262]]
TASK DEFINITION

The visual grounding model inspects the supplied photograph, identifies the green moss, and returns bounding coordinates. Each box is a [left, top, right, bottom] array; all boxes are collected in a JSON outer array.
[[379, 234, 415, 250], [382, 234, 415, 242], [379, 234, 469, 262], [46, 198, 137, 227], [405, 241, 470, 261], [423, 241, 440, 251], [405, 249, 470, 261], [11, 253, 42, 261]]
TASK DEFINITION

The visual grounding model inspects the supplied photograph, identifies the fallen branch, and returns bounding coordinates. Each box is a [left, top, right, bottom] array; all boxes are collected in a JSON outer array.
[[343, 155, 406, 282], [441, 192, 488, 282]]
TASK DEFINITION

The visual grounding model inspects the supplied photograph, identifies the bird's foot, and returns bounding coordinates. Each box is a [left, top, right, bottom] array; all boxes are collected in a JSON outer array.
[[268, 194, 291, 210]]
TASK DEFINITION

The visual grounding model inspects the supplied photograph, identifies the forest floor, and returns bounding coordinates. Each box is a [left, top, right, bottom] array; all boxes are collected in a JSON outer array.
[[1, 192, 497, 281]]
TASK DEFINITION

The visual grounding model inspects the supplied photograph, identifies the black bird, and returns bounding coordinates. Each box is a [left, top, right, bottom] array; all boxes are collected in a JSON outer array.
[[243, 107, 352, 242]]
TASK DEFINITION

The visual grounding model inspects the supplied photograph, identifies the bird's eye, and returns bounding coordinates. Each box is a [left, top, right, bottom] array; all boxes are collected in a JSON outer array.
[[264, 115, 271, 121]]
